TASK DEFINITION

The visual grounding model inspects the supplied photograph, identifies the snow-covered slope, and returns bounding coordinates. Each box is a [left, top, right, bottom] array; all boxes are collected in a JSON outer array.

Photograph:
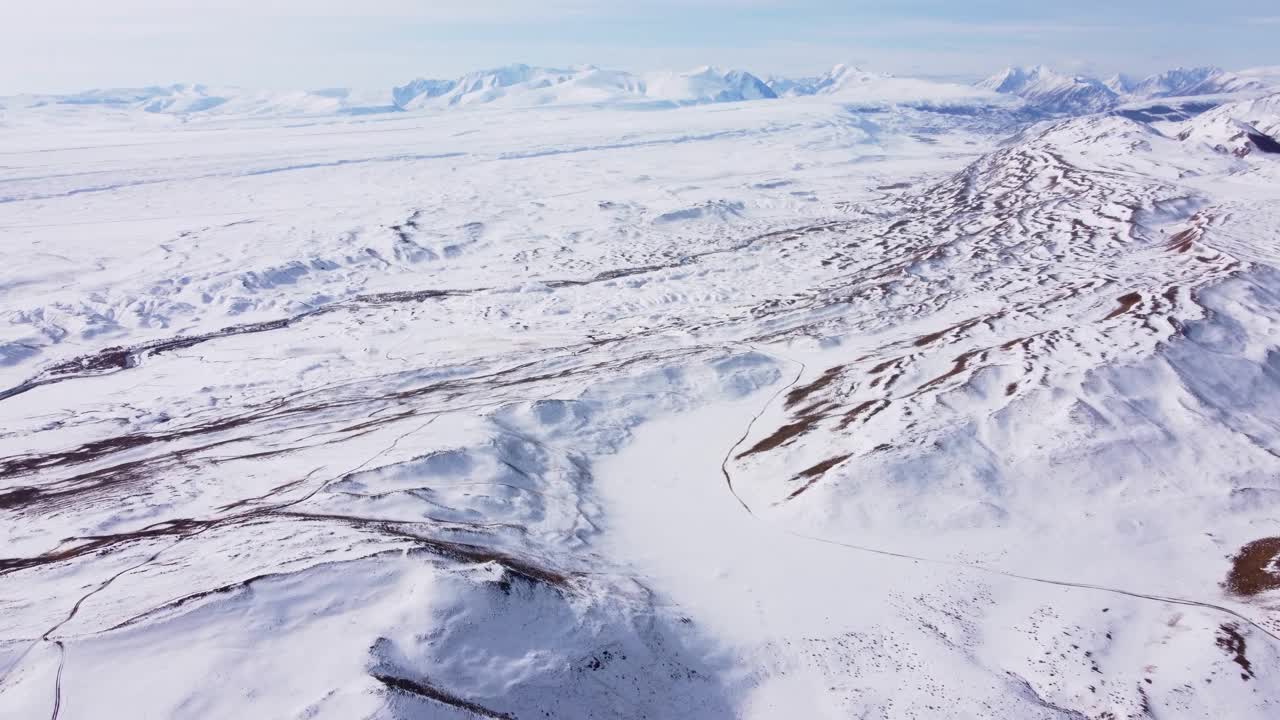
[[1237, 65, 1280, 89], [1178, 92, 1280, 155]]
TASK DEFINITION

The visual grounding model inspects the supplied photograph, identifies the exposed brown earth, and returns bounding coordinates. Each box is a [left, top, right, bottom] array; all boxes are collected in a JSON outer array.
[[736, 415, 823, 458], [918, 350, 981, 392], [785, 366, 844, 409], [786, 454, 853, 500], [1104, 292, 1143, 321], [1226, 537, 1280, 597], [373, 673, 515, 719], [838, 399, 891, 431], [1168, 228, 1197, 253], [1216, 623, 1254, 680]]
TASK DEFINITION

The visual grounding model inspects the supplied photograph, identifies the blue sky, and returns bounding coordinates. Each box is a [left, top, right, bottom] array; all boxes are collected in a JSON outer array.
[[4, 1, 1277, 93]]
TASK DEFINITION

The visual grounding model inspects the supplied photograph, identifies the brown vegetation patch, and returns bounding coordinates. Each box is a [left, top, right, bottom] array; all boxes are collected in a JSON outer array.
[[795, 400, 838, 417], [918, 350, 980, 392], [785, 366, 843, 408], [1216, 623, 1254, 680], [1226, 537, 1280, 597], [1167, 228, 1197, 254], [913, 328, 951, 347], [796, 454, 852, 480], [46, 347, 134, 376], [838, 399, 890, 430], [870, 358, 899, 374], [1104, 292, 1143, 321], [373, 673, 515, 719], [736, 415, 822, 458], [998, 333, 1029, 351], [0, 486, 40, 510], [912, 312, 1007, 349], [786, 454, 853, 500], [0, 517, 215, 575]]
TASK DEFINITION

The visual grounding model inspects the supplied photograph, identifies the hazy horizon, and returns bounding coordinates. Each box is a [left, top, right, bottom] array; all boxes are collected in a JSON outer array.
[[4, 1, 1277, 94]]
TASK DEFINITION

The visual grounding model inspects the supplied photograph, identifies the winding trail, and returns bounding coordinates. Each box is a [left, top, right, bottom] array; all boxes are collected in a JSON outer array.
[[48, 642, 62, 720], [721, 346, 1280, 646]]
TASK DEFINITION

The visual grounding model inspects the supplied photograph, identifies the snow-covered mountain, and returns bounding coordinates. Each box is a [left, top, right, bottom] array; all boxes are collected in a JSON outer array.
[[978, 65, 1120, 115], [3, 62, 1278, 128], [641, 66, 776, 104], [1126, 66, 1268, 99], [765, 63, 858, 96], [1177, 92, 1280, 155], [393, 64, 650, 109], [763, 64, 1014, 111], [0, 65, 778, 122], [984, 64, 1280, 118], [392, 64, 773, 110], [1103, 72, 1139, 95]]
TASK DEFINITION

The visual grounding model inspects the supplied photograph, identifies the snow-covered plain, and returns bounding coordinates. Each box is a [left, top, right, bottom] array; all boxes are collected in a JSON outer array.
[[2, 67, 1280, 719]]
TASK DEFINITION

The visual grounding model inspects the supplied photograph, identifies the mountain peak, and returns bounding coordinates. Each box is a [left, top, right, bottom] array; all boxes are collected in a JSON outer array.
[[978, 65, 1117, 115]]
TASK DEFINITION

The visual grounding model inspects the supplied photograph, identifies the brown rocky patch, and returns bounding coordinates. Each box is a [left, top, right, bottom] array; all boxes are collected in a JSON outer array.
[[1226, 537, 1280, 597]]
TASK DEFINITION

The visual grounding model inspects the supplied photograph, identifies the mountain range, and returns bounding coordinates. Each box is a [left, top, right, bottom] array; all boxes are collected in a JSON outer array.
[[977, 64, 1277, 116], [2, 63, 1277, 121]]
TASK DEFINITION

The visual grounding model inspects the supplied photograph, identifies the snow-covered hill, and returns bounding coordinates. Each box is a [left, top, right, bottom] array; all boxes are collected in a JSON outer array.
[[1177, 92, 1280, 155]]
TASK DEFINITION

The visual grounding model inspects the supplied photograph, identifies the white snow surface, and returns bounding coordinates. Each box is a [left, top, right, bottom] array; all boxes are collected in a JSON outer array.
[[1, 80, 1280, 720]]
